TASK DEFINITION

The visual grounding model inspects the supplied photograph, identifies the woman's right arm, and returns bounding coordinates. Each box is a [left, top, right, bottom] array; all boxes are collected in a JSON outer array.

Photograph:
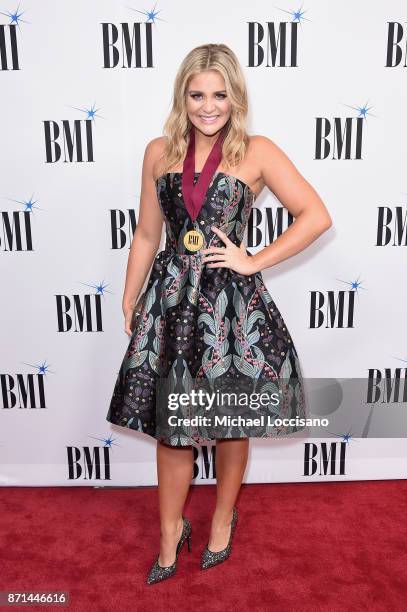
[[122, 137, 165, 335]]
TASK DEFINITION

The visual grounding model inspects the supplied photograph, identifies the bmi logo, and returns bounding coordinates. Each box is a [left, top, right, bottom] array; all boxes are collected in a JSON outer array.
[[0, 6, 29, 70], [376, 202, 407, 246], [304, 441, 347, 476], [67, 434, 121, 480], [314, 102, 376, 161], [55, 280, 112, 332], [43, 103, 102, 163], [1, 362, 48, 410], [247, 7, 311, 67], [101, 6, 166, 68], [386, 22, 407, 67], [247, 206, 294, 247], [67, 445, 111, 480], [0, 191, 40, 251], [192, 445, 216, 480], [110, 208, 138, 249], [309, 276, 366, 328]]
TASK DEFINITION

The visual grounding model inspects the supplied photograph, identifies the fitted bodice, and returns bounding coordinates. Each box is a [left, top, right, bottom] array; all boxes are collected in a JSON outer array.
[[155, 172, 256, 256]]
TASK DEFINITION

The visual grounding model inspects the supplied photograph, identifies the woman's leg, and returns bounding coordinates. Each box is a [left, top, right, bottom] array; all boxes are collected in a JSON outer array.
[[207, 438, 249, 551], [156, 441, 194, 566]]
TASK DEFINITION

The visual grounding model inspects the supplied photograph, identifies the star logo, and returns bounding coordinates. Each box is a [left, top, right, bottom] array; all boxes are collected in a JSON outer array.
[[275, 3, 311, 25], [0, 2, 29, 28], [325, 429, 357, 444], [341, 100, 378, 120], [3, 193, 42, 213], [127, 3, 167, 24], [336, 275, 367, 294], [89, 434, 119, 449], [77, 279, 113, 297], [21, 360, 54, 375], [69, 101, 104, 122]]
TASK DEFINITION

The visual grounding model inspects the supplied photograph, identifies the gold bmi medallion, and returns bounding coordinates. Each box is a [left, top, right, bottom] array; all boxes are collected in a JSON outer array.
[[183, 228, 205, 252]]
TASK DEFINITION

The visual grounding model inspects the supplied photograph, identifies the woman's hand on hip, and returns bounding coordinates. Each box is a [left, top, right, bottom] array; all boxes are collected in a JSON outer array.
[[200, 226, 258, 275]]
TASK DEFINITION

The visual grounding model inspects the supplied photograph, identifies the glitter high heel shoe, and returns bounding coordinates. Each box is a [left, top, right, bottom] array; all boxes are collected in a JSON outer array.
[[146, 516, 192, 585], [200, 506, 238, 570]]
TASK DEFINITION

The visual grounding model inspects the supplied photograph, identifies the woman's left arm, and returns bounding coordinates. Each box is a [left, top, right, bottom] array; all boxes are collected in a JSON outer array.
[[248, 135, 332, 273], [203, 135, 332, 275]]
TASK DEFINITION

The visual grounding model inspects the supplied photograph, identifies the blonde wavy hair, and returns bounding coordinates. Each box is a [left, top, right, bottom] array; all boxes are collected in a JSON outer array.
[[160, 43, 249, 174]]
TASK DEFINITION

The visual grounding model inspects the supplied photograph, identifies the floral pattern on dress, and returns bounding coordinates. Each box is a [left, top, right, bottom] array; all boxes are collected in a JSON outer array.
[[106, 172, 307, 446]]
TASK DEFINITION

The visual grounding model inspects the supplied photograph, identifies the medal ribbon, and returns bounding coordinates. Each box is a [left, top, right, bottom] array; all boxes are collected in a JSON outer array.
[[182, 125, 227, 222]]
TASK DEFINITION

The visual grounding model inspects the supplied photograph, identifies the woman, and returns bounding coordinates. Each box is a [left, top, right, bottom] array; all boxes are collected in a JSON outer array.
[[106, 43, 332, 584]]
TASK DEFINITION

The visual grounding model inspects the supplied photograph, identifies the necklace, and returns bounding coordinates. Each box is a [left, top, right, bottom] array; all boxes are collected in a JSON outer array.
[[181, 125, 227, 252]]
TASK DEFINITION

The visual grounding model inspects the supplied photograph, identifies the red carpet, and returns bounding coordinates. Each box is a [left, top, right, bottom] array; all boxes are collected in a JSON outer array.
[[1, 481, 407, 611]]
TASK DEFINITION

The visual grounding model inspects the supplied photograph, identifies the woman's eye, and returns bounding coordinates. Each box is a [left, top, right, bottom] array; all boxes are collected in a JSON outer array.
[[190, 93, 227, 100]]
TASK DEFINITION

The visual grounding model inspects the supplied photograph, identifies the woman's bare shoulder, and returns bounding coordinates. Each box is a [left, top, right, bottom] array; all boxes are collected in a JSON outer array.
[[247, 134, 292, 169], [144, 136, 166, 179], [247, 133, 279, 153], [145, 135, 167, 156], [143, 136, 168, 179]]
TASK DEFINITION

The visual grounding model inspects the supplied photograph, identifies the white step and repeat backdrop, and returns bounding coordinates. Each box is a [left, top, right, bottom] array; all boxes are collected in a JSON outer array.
[[1, 1, 407, 486]]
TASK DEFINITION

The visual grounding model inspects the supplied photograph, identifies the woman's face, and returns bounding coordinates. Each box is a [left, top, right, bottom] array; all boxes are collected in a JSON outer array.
[[186, 69, 232, 136]]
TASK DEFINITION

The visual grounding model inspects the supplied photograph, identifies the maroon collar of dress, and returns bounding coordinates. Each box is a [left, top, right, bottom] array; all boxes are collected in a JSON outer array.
[[182, 125, 228, 222]]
